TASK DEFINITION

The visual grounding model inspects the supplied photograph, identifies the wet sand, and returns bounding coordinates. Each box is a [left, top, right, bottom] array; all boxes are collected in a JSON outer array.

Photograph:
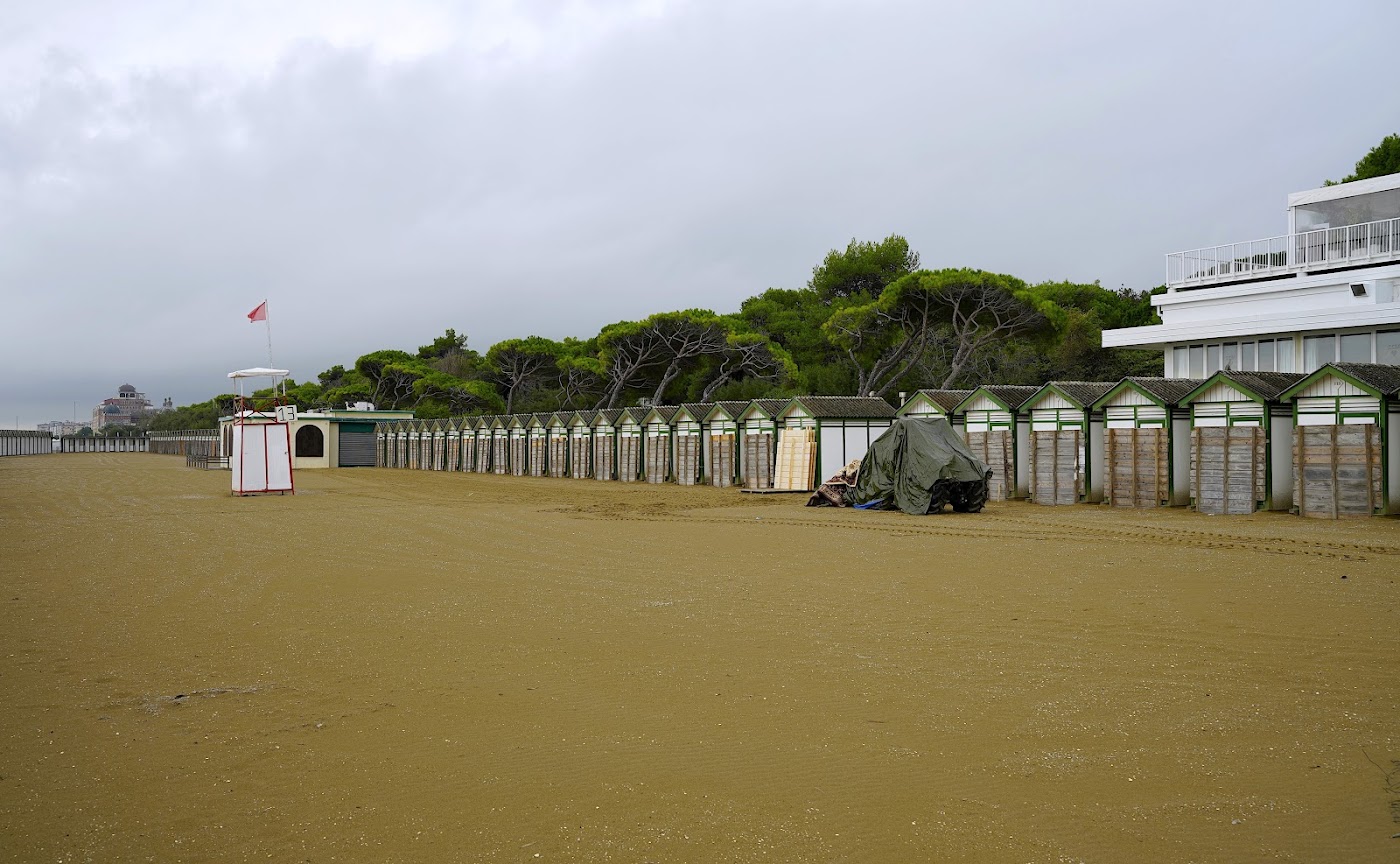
[[2, 454, 1399, 862]]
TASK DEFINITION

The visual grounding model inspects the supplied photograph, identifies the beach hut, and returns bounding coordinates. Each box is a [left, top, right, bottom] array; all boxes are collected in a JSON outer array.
[[897, 389, 973, 435], [567, 412, 593, 478], [527, 414, 549, 476], [616, 407, 647, 482], [1280, 363, 1400, 518], [491, 416, 510, 474], [396, 421, 410, 469], [672, 403, 713, 485], [952, 386, 1039, 500], [508, 415, 529, 476], [431, 419, 448, 470], [1022, 382, 1116, 505], [546, 413, 570, 478], [737, 399, 789, 489], [562, 411, 590, 478], [701, 401, 748, 487], [1179, 371, 1303, 515], [1090, 378, 1202, 508], [592, 409, 623, 481], [375, 422, 388, 467], [446, 419, 464, 471], [408, 420, 426, 470], [640, 405, 679, 484], [775, 396, 897, 490], [474, 416, 494, 473]]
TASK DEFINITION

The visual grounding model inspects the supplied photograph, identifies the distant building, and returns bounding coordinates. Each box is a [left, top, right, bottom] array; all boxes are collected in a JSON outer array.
[[37, 420, 87, 436], [1104, 173, 1400, 375], [92, 384, 154, 431]]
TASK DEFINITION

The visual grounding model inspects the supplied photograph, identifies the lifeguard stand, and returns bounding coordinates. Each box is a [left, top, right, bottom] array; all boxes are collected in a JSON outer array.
[[227, 367, 295, 496]]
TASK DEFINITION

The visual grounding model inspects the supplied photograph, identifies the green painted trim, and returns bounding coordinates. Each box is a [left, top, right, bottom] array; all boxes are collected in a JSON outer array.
[[1278, 364, 1386, 401], [1091, 379, 1169, 411], [1180, 371, 1270, 407], [953, 388, 1013, 415]]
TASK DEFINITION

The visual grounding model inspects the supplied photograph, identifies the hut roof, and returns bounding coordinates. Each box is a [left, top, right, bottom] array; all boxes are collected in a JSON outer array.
[[910, 389, 974, 412], [645, 405, 680, 423], [547, 412, 571, 426], [740, 399, 789, 420], [703, 401, 749, 422], [1280, 363, 1400, 399], [597, 408, 626, 425], [1093, 377, 1204, 408], [677, 402, 714, 421], [1181, 371, 1305, 405], [785, 395, 896, 418], [1032, 381, 1117, 409], [620, 406, 649, 424], [958, 385, 1040, 412]]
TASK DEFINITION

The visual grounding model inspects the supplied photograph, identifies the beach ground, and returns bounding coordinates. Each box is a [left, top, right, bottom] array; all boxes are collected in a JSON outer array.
[[3, 454, 1398, 862]]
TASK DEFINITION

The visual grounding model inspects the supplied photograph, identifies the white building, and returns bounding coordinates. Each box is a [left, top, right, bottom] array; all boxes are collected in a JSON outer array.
[[1104, 173, 1400, 375]]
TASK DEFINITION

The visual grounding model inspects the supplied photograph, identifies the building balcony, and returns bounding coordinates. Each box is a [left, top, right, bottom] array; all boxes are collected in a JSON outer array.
[[1166, 216, 1400, 290]]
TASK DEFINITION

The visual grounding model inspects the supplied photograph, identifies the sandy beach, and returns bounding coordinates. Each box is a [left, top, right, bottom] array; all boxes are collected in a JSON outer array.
[[2, 454, 1398, 862]]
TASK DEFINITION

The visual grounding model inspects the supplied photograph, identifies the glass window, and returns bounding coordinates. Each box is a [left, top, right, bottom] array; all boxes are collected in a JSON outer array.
[[1240, 342, 1256, 371], [1222, 343, 1238, 370], [1257, 340, 1274, 372], [1189, 345, 1204, 378], [1304, 335, 1335, 371], [1206, 344, 1222, 375], [1277, 338, 1295, 372], [1172, 346, 1188, 377], [1340, 332, 1371, 363], [1378, 331, 1400, 366]]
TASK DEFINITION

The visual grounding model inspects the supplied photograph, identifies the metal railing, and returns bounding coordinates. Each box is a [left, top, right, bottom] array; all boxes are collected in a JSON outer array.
[[1167, 216, 1400, 289]]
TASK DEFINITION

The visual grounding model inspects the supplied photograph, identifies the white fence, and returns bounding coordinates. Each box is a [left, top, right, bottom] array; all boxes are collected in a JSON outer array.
[[0, 430, 53, 456], [59, 436, 149, 453], [1167, 216, 1400, 289]]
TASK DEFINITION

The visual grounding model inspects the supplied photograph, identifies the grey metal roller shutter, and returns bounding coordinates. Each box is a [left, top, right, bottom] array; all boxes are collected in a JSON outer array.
[[338, 427, 378, 467]]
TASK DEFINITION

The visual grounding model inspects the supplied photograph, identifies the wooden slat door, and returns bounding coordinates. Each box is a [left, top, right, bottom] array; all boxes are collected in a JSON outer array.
[[1029, 430, 1081, 505], [593, 434, 615, 481], [618, 436, 641, 482], [709, 434, 734, 487], [1191, 426, 1265, 515], [675, 435, 700, 485], [1294, 424, 1381, 518], [743, 433, 773, 489], [1105, 428, 1168, 507], [645, 436, 667, 484], [964, 430, 1014, 501]]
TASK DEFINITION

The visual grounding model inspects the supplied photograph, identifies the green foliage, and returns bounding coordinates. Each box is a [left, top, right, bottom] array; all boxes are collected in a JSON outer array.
[[809, 235, 920, 303], [1328, 133, 1400, 185]]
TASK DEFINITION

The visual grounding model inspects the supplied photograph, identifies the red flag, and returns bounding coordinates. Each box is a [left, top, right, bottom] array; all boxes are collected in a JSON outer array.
[[247, 301, 268, 322]]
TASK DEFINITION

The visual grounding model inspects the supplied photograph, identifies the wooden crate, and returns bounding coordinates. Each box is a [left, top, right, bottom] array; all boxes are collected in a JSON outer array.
[[1029, 430, 1081, 505], [964, 430, 1014, 501], [1191, 426, 1264, 515], [1294, 424, 1382, 518], [709, 434, 734, 487], [1104, 427, 1168, 508]]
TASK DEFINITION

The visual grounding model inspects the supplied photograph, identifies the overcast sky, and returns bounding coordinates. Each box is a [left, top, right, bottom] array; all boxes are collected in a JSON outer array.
[[2, 0, 1396, 427]]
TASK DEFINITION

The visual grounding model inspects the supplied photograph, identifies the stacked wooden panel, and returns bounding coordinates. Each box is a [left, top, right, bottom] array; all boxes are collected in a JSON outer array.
[[1294, 424, 1382, 518], [492, 436, 508, 474], [773, 429, 817, 490], [709, 434, 735, 487], [446, 426, 460, 472], [594, 434, 614, 481], [674, 435, 701, 485], [549, 436, 568, 478], [618, 436, 641, 483], [1029, 430, 1082, 505], [510, 436, 527, 476], [644, 436, 668, 484], [743, 433, 773, 489], [1104, 427, 1168, 508], [1191, 426, 1264, 515], [571, 433, 591, 478], [529, 436, 546, 477], [964, 430, 1014, 501]]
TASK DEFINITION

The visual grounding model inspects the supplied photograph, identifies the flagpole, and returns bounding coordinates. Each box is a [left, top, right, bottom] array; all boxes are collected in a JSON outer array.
[[263, 303, 280, 395]]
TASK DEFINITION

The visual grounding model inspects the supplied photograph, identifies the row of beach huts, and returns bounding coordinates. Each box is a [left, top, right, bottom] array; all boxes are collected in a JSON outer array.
[[373, 363, 1400, 519]]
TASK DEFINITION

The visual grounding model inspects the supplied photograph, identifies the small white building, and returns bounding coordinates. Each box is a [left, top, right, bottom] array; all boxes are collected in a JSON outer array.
[[672, 403, 713, 486], [775, 396, 896, 489], [700, 401, 749, 487], [952, 386, 1039, 500], [1091, 378, 1202, 507], [1178, 371, 1303, 514], [219, 406, 411, 469], [1021, 382, 1116, 505], [896, 389, 973, 435], [1104, 173, 1400, 377]]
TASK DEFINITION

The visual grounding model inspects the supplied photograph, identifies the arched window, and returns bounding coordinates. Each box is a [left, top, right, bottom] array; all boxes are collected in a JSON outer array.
[[295, 425, 324, 457]]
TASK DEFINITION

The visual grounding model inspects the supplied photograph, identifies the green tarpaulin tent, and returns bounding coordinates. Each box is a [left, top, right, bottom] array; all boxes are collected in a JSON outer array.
[[850, 417, 992, 514]]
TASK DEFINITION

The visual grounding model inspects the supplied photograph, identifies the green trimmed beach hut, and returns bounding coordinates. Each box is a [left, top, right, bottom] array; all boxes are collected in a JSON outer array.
[[527, 414, 549, 476], [592, 409, 623, 481], [1179, 371, 1303, 515], [640, 405, 679, 484], [616, 407, 647, 483], [673, 403, 713, 486], [897, 389, 973, 435], [507, 415, 529, 476], [737, 398, 789, 489], [1280, 363, 1400, 518], [1023, 381, 1116, 505], [1091, 378, 1202, 507], [472, 416, 492, 472], [701, 401, 748, 487], [567, 411, 592, 478], [777, 396, 896, 489], [952, 385, 1039, 501], [490, 415, 510, 474], [546, 413, 570, 478]]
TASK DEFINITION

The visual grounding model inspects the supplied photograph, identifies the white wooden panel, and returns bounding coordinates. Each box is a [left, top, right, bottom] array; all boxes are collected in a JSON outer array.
[[1030, 391, 1075, 410], [1103, 388, 1156, 407], [1296, 375, 1369, 398], [962, 394, 1002, 412], [1193, 382, 1253, 403]]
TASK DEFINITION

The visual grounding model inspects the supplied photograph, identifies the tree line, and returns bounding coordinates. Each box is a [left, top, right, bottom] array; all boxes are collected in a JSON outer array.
[[143, 234, 1161, 428]]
